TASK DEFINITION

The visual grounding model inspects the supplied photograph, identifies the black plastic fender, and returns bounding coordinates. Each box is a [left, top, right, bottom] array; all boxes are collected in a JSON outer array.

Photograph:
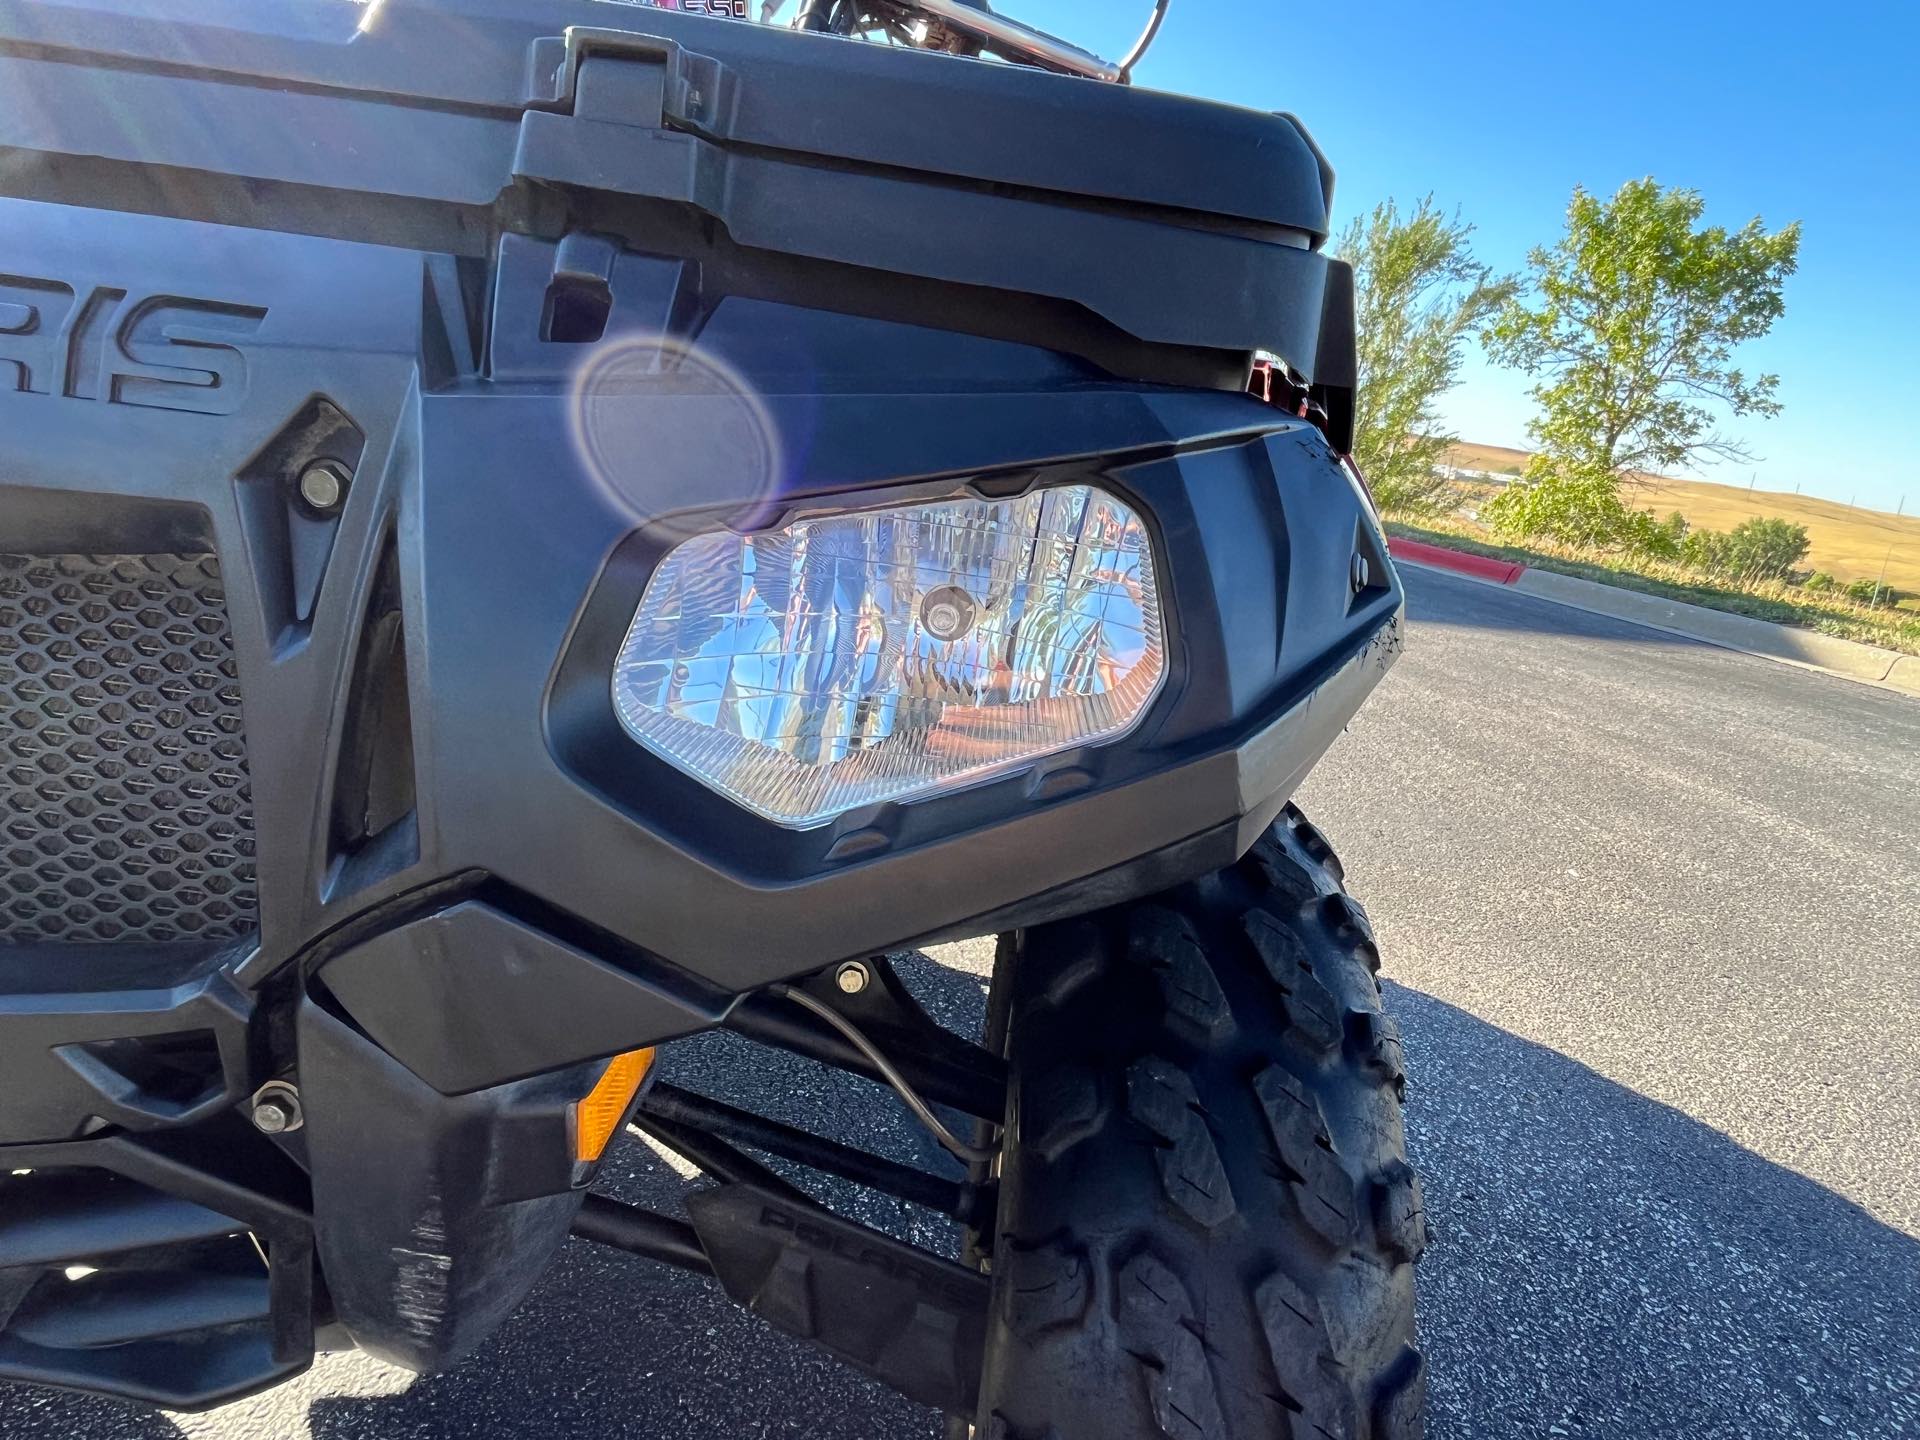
[[295, 1000, 599, 1370]]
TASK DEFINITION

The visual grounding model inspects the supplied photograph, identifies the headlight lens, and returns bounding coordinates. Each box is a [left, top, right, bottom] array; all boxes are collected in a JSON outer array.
[[611, 484, 1165, 827]]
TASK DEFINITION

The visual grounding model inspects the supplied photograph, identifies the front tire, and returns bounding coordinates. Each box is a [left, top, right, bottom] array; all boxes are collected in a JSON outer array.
[[975, 805, 1427, 1440]]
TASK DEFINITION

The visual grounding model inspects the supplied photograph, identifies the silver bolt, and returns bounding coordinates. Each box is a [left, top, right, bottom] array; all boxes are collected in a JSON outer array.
[[250, 1081, 303, 1134], [1351, 552, 1373, 594], [835, 961, 870, 995], [297, 460, 350, 515]]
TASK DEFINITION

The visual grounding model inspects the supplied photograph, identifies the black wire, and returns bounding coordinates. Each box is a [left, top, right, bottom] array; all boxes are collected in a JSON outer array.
[[771, 984, 997, 1165]]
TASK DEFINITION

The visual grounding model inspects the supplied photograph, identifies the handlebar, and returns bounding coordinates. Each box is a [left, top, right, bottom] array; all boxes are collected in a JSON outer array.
[[779, 0, 1172, 84]]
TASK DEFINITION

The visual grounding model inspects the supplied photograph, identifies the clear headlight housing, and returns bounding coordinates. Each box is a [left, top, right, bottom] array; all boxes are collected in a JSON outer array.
[[610, 484, 1165, 828]]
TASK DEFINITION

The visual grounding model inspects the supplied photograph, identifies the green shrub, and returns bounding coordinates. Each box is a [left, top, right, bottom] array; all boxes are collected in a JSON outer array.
[[1677, 516, 1809, 586], [1680, 527, 1730, 572], [1485, 459, 1638, 549], [1623, 509, 1690, 560], [1845, 578, 1903, 607], [1802, 570, 1836, 592], [1369, 464, 1460, 517], [1720, 516, 1811, 581]]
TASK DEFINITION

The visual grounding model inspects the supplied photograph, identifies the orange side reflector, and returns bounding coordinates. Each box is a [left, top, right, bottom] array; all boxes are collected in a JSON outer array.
[[573, 1047, 657, 1163]]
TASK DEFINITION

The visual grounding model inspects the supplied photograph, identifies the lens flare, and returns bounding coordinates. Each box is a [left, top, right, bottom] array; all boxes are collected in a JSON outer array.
[[568, 334, 784, 539]]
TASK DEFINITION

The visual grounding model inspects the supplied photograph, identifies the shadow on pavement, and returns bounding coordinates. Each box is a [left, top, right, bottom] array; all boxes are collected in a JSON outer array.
[[1402, 565, 1700, 644], [1397, 982, 1919, 1439]]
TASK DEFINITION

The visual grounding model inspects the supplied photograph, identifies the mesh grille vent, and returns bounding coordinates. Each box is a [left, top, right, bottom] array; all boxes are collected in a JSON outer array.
[[0, 553, 257, 944]]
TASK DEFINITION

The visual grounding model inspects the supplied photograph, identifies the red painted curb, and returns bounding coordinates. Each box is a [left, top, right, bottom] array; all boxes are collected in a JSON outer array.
[[1389, 537, 1526, 585]]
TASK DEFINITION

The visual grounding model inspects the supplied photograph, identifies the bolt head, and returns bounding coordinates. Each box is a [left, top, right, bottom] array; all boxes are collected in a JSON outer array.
[[251, 1097, 294, 1133], [250, 1081, 303, 1134], [297, 460, 349, 514], [835, 962, 870, 995], [1351, 552, 1373, 594]]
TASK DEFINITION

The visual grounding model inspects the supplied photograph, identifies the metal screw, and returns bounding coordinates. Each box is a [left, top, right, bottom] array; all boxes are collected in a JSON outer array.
[[297, 460, 350, 515], [250, 1080, 303, 1134], [835, 961, 870, 995], [1351, 552, 1373, 594]]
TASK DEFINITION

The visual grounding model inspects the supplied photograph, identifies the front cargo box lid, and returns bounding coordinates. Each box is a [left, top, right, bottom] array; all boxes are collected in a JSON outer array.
[[0, 0, 1333, 239]]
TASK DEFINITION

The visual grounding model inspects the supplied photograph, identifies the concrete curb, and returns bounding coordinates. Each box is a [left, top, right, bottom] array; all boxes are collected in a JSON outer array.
[[1387, 538, 1920, 698]]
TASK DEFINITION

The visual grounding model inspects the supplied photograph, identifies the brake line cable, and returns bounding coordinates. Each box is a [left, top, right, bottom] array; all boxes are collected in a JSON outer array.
[[771, 983, 997, 1165]]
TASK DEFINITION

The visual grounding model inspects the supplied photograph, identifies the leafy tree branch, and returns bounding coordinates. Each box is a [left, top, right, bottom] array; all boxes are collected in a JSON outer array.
[[1336, 196, 1513, 513]]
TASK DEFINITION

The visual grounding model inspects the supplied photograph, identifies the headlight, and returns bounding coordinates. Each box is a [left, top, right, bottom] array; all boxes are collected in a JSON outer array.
[[610, 484, 1166, 828]]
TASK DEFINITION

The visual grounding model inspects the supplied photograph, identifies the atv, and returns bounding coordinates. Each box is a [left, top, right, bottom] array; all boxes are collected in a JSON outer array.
[[0, 0, 1424, 1434]]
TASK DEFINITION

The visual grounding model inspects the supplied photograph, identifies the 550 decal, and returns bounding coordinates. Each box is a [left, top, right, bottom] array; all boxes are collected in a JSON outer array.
[[0, 275, 266, 416]]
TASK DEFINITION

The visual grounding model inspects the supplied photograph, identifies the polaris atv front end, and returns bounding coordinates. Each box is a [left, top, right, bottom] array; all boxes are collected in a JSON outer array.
[[0, 2, 1421, 1433]]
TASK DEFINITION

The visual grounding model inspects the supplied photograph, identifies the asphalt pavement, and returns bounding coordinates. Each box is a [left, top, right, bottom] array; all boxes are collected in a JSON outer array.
[[6, 565, 1916, 1439]]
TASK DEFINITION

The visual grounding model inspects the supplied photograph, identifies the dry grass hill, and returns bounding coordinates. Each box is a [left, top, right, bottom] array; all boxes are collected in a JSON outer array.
[[1442, 442, 1920, 594]]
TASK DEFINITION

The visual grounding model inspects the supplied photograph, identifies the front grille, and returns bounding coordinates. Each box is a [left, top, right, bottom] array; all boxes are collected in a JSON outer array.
[[0, 554, 257, 945]]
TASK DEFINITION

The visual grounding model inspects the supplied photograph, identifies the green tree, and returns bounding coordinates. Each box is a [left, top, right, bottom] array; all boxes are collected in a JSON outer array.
[[1335, 197, 1512, 514], [1484, 179, 1800, 544]]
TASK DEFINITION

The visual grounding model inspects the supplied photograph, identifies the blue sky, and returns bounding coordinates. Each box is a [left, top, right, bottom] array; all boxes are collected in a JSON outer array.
[[1016, 0, 1917, 514]]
